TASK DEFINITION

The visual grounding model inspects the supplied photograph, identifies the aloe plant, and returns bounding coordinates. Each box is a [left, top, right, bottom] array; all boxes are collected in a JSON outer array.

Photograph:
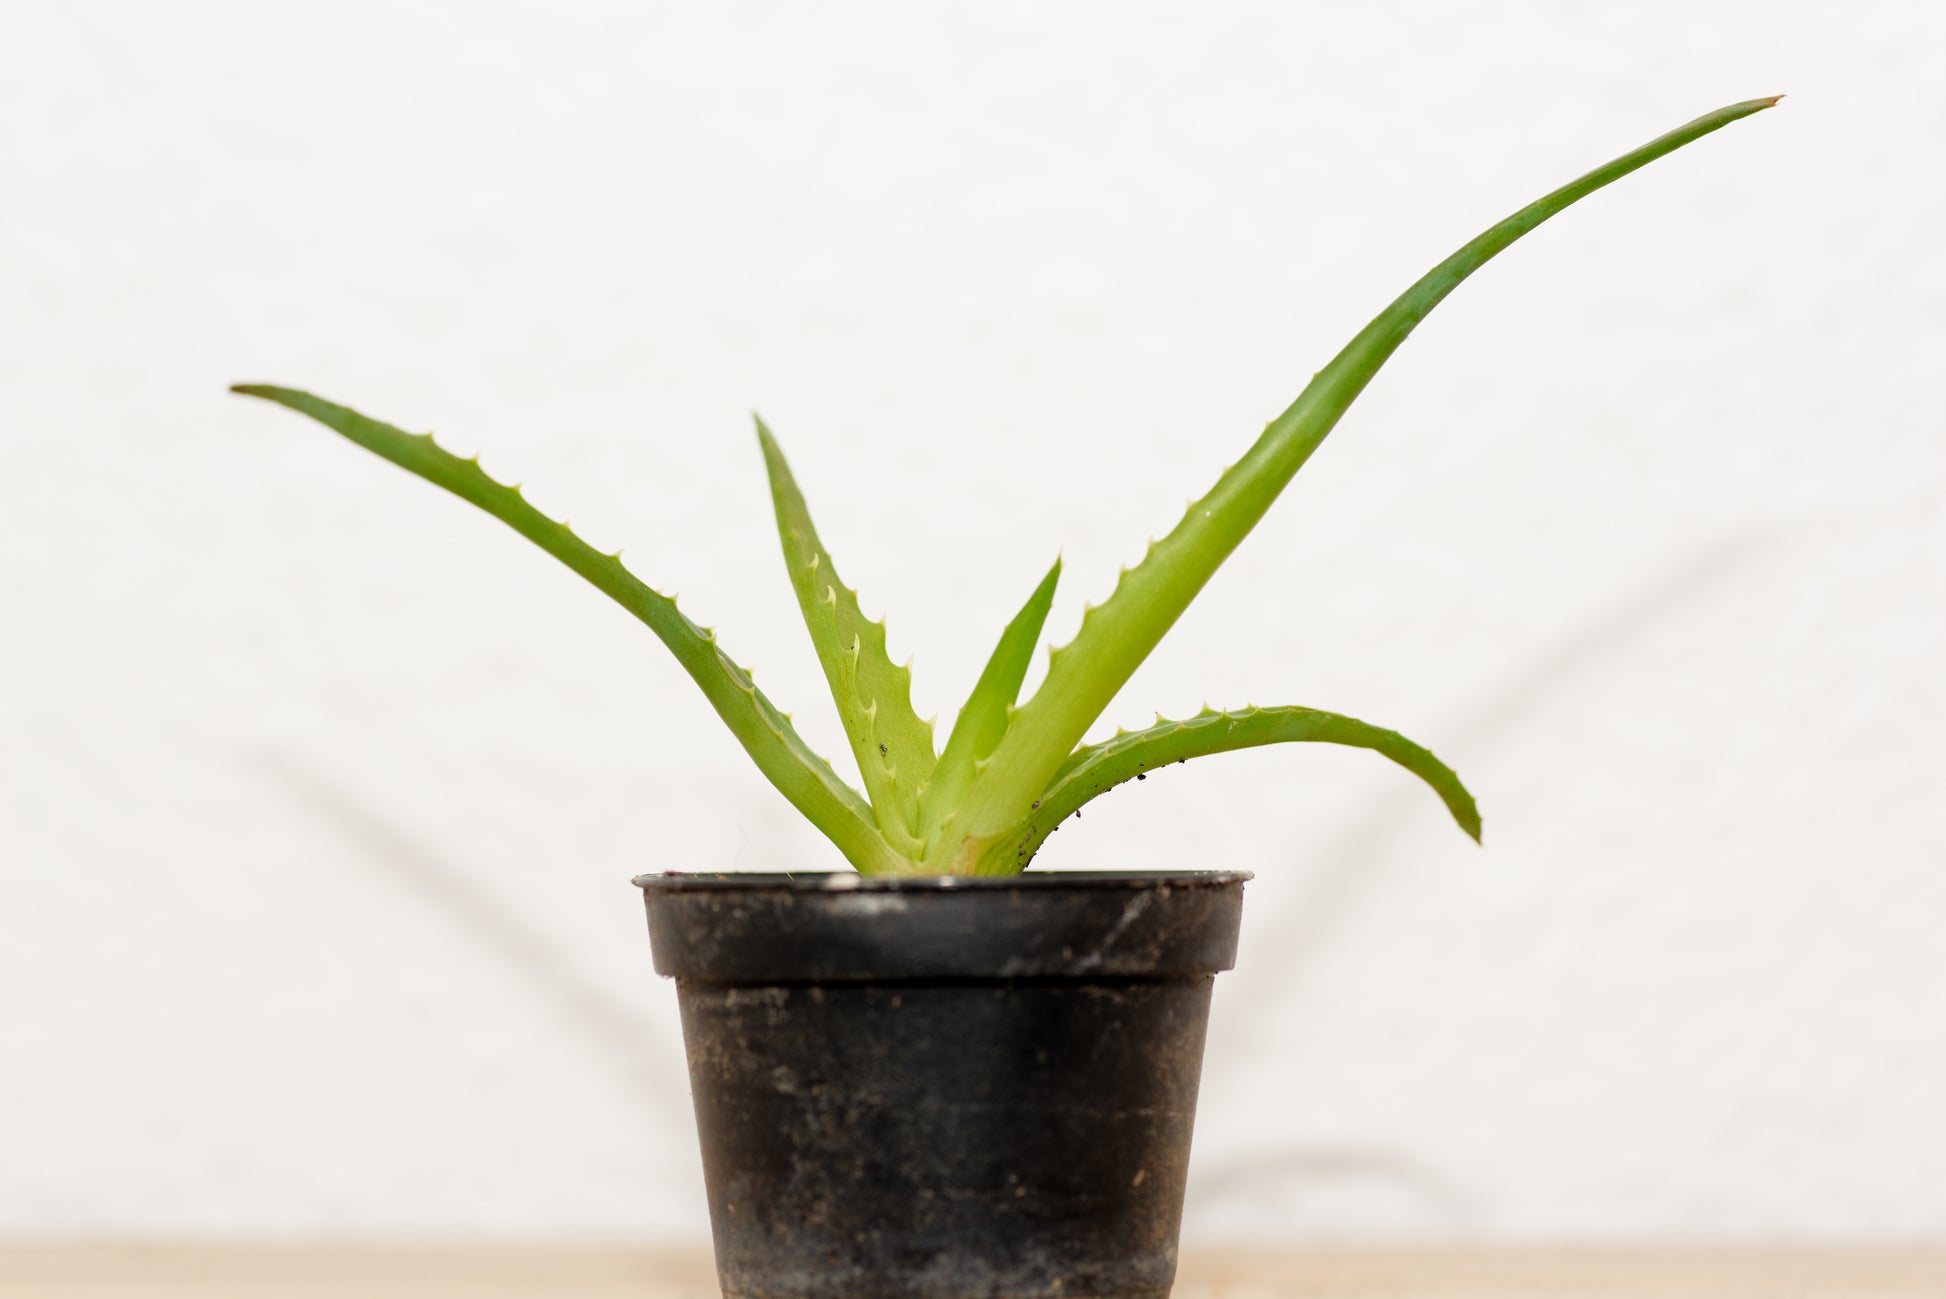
[[237, 97, 1777, 877]]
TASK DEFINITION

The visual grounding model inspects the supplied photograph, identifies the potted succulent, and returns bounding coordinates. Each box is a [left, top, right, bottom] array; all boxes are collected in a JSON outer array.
[[238, 97, 1777, 1299]]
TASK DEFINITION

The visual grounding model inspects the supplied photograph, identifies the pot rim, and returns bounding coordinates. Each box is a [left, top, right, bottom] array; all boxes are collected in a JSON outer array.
[[637, 870, 1249, 981], [632, 869, 1254, 892]]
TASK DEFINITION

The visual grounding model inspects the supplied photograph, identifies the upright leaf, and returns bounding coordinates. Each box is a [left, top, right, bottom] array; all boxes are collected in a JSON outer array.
[[756, 418, 936, 853], [917, 557, 1061, 848], [234, 385, 908, 877], [950, 96, 1781, 846]]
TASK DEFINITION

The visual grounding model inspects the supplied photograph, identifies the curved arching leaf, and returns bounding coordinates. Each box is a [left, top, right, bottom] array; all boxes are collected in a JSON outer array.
[[973, 704, 1480, 875], [233, 385, 907, 876]]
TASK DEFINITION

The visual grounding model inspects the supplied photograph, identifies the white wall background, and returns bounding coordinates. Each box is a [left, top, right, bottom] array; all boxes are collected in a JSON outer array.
[[4, 0, 1943, 1244]]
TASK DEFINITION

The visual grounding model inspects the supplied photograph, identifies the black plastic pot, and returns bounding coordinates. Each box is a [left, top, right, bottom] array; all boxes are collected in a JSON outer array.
[[635, 870, 1249, 1299]]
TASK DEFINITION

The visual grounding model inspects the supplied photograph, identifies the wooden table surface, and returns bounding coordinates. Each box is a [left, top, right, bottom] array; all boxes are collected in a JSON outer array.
[[4, 1246, 1942, 1298]]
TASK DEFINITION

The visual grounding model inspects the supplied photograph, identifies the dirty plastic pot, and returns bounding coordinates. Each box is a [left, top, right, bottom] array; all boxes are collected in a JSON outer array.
[[634, 870, 1249, 1299]]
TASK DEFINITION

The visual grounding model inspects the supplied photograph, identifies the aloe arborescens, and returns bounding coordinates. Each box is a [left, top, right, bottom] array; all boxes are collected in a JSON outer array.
[[236, 97, 1778, 877]]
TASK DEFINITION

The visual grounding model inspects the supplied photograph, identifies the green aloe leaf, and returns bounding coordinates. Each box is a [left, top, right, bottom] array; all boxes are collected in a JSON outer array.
[[918, 557, 1062, 849], [950, 96, 1780, 853], [972, 705, 1480, 875], [234, 385, 907, 877], [756, 417, 936, 853]]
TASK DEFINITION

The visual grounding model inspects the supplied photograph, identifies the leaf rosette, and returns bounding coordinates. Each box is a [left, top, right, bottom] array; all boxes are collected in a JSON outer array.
[[236, 97, 1778, 875]]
